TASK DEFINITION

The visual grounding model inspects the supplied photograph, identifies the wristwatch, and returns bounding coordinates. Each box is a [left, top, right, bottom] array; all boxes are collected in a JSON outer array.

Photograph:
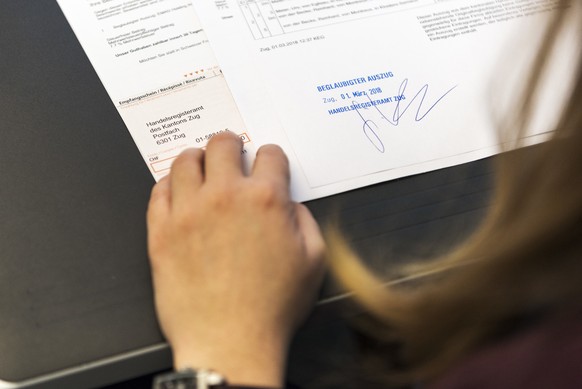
[[153, 368, 228, 389]]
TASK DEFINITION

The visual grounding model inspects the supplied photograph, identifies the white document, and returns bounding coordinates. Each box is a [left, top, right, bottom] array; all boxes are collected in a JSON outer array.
[[192, 0, 572, 200], [58, 0, 572, 201], [57, 0, 250, 181]]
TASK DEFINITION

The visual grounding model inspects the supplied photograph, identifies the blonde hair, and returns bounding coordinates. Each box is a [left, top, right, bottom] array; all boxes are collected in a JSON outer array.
[[327, 0, 582, 380]]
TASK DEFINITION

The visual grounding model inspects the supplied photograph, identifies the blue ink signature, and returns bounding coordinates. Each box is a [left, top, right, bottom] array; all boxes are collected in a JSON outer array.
[[352, 79, 457, 153]]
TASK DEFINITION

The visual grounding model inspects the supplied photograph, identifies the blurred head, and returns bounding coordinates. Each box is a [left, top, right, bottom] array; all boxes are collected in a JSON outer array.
[[327, 0, 582, 380]]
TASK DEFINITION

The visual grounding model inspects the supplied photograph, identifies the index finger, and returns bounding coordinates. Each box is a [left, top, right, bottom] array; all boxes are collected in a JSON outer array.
[[252, 144, 290, 189], [169, 148, 205, 208]]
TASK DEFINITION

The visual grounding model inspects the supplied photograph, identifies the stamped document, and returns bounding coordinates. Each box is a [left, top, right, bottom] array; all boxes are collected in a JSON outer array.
[[57, 0, 250, 181], [192, 0, 573, 200], [58, 0, 573, 200]]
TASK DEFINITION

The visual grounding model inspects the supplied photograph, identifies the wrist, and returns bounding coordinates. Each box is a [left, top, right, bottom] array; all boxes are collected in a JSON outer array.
[[171, 333, 288, 388]]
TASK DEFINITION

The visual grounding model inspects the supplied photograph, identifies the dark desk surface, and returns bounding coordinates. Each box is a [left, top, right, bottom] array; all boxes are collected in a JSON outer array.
[[0, 2, 492, 388]]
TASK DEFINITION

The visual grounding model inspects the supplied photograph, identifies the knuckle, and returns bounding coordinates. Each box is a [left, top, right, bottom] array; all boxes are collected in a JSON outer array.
[[248, 180, 283, 208], [206, 182, 238, 210], [170, 155, 188, 173], [171, 149, 200, 171], [148, 185, 165, 205]]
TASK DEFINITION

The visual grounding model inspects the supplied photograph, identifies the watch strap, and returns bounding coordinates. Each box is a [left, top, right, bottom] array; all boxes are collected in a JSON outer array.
[[153, 368, 228, 389]]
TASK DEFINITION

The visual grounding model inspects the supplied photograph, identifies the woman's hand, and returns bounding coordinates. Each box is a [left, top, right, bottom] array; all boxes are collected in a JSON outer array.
[[146, 132, 326, 387]]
